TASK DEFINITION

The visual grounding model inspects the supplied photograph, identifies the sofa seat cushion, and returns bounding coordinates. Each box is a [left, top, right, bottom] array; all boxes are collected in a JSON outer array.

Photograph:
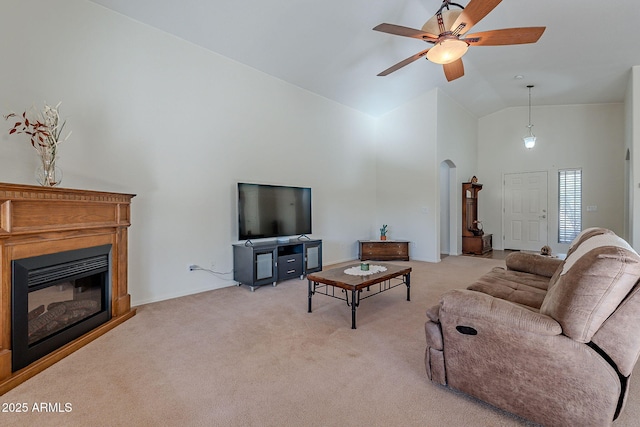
[[488, 267, 551, 290], [540, 234, 640, 343], [467, 267, 548, 309]]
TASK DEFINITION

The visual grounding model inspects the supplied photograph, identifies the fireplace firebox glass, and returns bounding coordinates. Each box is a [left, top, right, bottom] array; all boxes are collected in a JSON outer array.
[[12, 245, 112, 371]]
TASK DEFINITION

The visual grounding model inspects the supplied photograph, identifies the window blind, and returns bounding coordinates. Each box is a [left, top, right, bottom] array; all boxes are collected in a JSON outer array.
[[558, 168, 582, 243]]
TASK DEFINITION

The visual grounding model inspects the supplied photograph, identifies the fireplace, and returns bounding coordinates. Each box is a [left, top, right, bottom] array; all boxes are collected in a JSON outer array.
[[12, 245, 112, 371], [0, 182, 135, 395]]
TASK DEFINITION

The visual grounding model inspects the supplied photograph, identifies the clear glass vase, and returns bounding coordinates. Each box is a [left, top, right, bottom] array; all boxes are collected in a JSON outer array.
[[35, 150, 62, 187]]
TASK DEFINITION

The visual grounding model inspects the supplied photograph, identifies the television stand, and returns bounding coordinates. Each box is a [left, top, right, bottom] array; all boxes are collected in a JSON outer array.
[[233, 239, 322, 291]]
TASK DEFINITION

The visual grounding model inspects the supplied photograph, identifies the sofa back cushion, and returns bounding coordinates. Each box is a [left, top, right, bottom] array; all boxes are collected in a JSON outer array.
[[566, 227, 615, 258], [540, 234, 640, 343], [545, 227, 615, 292]]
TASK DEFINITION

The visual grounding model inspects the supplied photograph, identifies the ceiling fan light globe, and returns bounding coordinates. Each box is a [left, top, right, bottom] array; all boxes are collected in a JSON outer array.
[[426, 38, 469, 64], [421, 10, 462, 35]]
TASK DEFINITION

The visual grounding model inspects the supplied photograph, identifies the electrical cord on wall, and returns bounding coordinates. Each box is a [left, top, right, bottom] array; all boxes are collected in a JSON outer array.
[[189, 265, 234, 279]]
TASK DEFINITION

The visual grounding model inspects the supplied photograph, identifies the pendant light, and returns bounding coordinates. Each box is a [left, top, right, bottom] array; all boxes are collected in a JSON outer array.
[[523, 85, 536, 149]]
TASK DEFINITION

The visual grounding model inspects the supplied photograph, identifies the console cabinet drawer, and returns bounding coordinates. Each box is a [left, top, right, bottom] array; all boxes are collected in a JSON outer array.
[[277, 253, 303, 280], [359, 240, 409, 261]]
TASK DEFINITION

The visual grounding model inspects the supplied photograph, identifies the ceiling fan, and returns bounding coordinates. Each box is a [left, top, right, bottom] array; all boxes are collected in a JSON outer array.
[[373, 0, 545, 81]]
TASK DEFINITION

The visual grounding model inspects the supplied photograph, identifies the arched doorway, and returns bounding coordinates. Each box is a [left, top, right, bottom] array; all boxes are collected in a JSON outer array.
[[625, 148, 631, 242], [439, 160, 458, 257]]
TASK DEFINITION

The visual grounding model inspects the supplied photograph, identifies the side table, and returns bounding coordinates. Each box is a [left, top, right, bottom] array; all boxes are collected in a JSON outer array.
[[358, 240, 410, 261]]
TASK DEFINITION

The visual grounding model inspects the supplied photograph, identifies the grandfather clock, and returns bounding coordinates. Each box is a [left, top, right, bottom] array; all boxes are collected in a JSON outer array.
[[462, 179, 492, 255]]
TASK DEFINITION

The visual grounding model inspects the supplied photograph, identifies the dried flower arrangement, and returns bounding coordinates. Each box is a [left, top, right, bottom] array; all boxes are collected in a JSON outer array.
[[4, 102, 71, 186]]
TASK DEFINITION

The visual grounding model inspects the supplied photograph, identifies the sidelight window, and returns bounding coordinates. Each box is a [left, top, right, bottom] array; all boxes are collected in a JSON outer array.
[[558, 168, 582, 243]]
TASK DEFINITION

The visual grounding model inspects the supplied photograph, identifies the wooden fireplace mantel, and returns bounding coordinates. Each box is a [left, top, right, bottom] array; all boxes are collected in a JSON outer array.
[[0, 182, 136, 394]]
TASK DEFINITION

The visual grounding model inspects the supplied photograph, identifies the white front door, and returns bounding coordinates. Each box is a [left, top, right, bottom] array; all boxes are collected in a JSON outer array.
[[503, 171, 548, 250]]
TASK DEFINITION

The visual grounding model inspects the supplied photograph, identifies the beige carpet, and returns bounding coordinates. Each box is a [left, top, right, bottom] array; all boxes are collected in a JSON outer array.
[[2, 256, 640, 426]]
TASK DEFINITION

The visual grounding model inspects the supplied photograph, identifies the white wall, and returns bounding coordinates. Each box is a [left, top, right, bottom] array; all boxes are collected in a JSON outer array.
[[1, 0, 377, 305], [478, 103, 625, 254], [436, 90, 478, 257], [375, 91, 438, 261], [3, 1, 632, 308], [375, 88, 477, 262]]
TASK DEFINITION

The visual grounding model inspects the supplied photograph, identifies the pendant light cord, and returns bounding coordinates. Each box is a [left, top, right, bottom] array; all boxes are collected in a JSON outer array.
[[527, 84, 534, 133]]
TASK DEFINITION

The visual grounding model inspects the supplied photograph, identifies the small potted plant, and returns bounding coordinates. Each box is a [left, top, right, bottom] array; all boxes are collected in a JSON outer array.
[[380, 224, 388, 240]]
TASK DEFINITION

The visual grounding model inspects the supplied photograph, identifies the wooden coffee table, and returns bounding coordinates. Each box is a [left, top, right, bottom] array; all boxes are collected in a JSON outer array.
[[307, 263, 411, 329]]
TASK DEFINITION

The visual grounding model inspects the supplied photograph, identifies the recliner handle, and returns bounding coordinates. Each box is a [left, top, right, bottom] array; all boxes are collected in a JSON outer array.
[[456, 325, 478, 335]]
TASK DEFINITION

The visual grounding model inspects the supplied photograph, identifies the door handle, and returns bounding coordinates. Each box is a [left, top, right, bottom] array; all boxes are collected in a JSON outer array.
[[540, 215, 546, 219]]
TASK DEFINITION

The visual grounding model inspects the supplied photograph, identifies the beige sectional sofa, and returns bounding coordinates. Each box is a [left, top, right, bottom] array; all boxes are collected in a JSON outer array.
[[424, 228, 640, 426]]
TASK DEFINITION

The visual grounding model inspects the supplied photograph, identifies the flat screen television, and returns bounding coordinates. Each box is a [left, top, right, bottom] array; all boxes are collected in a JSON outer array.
[[237, 183, 312, 241]]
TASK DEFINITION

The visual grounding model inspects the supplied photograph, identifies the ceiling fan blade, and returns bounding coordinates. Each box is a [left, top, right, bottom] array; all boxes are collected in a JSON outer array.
[[443, 59, 464, 82], [465, 27, 546, 46], [377, 48, 430, 76], [451, 0, 502, 35], [373, 23, 438, 41]]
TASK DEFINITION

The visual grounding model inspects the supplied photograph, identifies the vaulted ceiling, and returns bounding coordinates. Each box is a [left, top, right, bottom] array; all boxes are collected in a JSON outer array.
[[87, 0, 640, 117]]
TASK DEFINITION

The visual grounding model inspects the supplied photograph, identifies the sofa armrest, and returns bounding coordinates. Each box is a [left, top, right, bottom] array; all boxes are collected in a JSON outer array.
[[435, 289, 621, 427], [505, 252, 563, 278], [426, 304, 440, 322], [440, 289, 562, 336]]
